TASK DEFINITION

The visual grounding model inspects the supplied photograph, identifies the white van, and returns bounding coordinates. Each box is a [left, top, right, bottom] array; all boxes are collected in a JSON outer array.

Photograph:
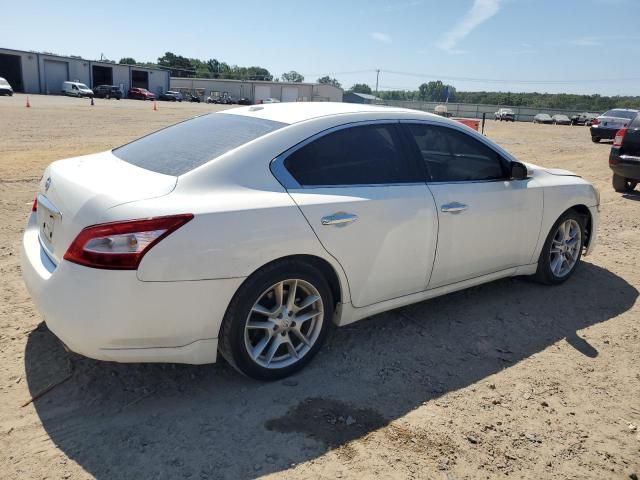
[[0, 77, 14, 96], [62, 81, 94, 98]]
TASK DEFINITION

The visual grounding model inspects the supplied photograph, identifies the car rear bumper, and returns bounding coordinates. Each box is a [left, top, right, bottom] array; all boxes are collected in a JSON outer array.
[[21, 214, 244, 364], [590, 126, 618, 139], [610, 150, 640, 181]]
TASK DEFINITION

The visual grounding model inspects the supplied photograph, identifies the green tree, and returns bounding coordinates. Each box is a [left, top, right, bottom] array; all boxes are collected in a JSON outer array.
[[281, 71, 304, 82], [418, 80, 456, 102], [317, 76, 342, 88], [119, 57, 137, 65], [157, 52, 194, 76], [350, 83, 372, 94]]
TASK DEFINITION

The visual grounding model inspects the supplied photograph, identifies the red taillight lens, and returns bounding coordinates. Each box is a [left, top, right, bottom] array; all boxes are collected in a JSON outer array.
[[32, 196, 38, 212], [613, 128, 627, 147], [591, 118, 600, 126], [63, 214, 193, 270]]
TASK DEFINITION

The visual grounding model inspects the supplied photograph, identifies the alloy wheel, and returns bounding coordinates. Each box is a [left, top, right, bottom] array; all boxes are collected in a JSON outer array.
[[549, 219, 581, 278], [244, 279, 324, 369]]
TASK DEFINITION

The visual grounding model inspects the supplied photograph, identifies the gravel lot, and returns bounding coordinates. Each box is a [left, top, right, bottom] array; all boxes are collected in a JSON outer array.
[[1, 94, 638, 480]]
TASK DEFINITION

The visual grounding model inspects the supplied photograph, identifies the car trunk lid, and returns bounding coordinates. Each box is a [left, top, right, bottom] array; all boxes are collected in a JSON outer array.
[[36, 151, 177, 264]]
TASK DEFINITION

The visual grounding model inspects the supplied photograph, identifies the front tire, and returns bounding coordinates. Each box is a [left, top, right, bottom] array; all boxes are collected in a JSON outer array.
[[612, 173, 638, 192], [533, 210, 585, 285], [218, 259, 333, 380], [591, 136, 600, 143]]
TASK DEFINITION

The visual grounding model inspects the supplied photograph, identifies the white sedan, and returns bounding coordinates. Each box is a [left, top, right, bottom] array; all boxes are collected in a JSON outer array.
[[22, 103, 599, 380]]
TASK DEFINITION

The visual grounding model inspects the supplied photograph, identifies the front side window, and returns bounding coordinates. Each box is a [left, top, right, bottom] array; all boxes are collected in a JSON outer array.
[[406, 124, 507, 182], [283, 124, 417, 186]]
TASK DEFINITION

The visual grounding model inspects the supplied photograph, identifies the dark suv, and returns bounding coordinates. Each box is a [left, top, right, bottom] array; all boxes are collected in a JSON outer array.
[[609, 113, 640, 193], [93, 85, 122, 99]]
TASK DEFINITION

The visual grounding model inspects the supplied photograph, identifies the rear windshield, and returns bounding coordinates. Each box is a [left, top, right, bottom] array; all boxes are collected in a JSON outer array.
[[605, 109, 638, 120], [113, 113, 286, 176]]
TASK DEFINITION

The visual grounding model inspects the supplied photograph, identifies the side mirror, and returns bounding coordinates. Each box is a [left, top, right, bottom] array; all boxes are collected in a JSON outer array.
[[510, 161, 528, 180]]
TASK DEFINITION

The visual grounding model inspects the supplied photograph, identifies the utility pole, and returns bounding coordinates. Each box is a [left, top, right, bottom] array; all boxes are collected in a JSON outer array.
[[375, 69, 380, 97]]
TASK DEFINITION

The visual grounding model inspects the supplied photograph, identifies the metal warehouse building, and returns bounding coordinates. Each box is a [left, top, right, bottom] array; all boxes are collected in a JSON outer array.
[[170, 77, 343, 103], [0, 47, 170, 95]]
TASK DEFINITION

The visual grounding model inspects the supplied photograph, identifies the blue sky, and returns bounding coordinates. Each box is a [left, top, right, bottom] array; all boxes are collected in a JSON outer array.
[[2, 0, 639, 95]]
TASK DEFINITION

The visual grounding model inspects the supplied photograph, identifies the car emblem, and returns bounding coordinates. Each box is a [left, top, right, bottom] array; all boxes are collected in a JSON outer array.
[[44, 177, 51, 192]]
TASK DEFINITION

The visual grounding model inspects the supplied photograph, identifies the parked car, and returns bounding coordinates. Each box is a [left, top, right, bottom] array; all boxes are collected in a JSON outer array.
[[159, 91, 183, 102], [93, 85, 122, 100], [0, 77, 14, 96], [533, 113, 553, 124], [590, 109, 639, 143], [552, 114, 571, 125], [495, 108, 515, 121], [609, 114, 640, 193], [185, 93, 201, 103], [206, 95, 218, 104], [128, 87, 156, 100], [571, 112, 598, 126], [237, 97, 252, 105], [260, 98, 281, 104], [22, 104, 599, 380], [62, 81, 94, 98]]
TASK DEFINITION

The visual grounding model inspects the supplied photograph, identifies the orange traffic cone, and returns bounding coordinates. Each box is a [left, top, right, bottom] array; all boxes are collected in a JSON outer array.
[[153, 100, 157, 111], [25, 96, 31, 108]]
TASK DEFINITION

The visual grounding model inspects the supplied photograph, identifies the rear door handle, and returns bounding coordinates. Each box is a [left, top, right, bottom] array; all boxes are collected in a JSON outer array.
[[321, 212, 358, 226], [441, 202, 468, 213]]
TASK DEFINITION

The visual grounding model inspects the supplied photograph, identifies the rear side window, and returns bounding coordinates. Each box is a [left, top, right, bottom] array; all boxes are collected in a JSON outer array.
[[405, 124, 507, 182], [629, 114, 640, 128], [113, 113, 286, 176], [605, 109, 638, 120], [283, 124, 418, 186]]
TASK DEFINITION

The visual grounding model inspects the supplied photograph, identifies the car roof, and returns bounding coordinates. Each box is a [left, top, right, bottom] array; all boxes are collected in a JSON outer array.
[[221, 102, 434, 125]]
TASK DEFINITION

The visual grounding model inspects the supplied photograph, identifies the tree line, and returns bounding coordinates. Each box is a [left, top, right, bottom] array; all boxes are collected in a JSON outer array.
[[373, 80, 640, 112]]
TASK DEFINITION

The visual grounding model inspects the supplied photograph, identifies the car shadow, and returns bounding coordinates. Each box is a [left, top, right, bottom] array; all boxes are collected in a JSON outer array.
[[24, 261, 637, 479], [622, 191, 640, 201]]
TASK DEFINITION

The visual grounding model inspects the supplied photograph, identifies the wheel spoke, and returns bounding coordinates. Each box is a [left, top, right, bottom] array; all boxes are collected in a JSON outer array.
[[294, 310, 322, 324], [265, 336, 282, 365], [550, 254, 563, 275], [291, 327, 311, 347], [251, 335, 272, 360], [284, 334, 299, 359], [252, 303, 275, 318], [273, 282, 284, 310], [294, 294, 320, 312], [286, 280, 298, 311], [247, 320, 275, 330]]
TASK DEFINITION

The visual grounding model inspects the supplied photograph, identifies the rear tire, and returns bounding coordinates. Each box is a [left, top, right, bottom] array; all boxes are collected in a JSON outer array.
[[218, 259, 334, 380], [533, 210, 585, 285], [612, 173, 637, 192]]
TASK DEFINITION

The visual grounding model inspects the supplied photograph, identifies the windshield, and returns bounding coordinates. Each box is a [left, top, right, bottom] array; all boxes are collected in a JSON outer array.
[[113, 113, 286, 176], [78, 83, 90, 90], [604, 109, 638, 120], [0, 78, 8, 86]]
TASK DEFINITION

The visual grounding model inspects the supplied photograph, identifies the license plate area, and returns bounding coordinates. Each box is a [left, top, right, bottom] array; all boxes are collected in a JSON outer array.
[[37, 194, 61, 249]]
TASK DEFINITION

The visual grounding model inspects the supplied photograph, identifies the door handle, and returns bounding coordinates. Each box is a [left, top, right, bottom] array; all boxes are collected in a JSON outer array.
[[321, 212, 358, 226], [441, 202, 468, 213]]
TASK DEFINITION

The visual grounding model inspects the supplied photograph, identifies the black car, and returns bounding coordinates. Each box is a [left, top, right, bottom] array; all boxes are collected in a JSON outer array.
[[158, 91, 183, 102], [591, 108, 639, 143], [609, 113, 640, 193], [237, 97, 252, 105], [184, 93, 201, 103], [570, 112, 598, 126], [93, 85, 122, 99]]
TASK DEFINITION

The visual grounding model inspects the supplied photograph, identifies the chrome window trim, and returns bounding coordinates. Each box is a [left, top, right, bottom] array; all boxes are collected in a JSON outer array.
[[398, 119, 519, 185], [270, 119, 421, 190]]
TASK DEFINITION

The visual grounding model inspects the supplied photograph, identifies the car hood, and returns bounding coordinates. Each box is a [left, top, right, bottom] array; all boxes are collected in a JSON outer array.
[[523, 162, 579, 177]]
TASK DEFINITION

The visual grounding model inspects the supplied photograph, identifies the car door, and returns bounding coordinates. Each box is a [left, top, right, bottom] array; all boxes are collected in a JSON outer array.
[[401, 122, 543, 289], [274, 122, 438, 308]]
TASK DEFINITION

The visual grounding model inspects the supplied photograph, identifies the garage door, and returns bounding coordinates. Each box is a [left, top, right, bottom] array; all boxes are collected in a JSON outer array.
[[254, 85, 271, 103], [282, 86, 298, 102], [44, 60, 68, 94]]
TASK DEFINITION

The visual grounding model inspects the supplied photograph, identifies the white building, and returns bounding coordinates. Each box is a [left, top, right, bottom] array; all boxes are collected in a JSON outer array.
[[0, 47, 170, 95], [170, 77, 343, 103]]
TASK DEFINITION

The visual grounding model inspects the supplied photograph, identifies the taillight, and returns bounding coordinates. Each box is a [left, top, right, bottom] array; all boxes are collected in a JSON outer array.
[[31, 196, 38, 212], [63, 214, 193, 270], [591, 118, 600, 126], [613, 128, 627, 147]]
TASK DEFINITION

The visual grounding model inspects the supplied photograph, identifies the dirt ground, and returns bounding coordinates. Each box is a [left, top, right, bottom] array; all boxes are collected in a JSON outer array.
[[0, 94, 638, 480]]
